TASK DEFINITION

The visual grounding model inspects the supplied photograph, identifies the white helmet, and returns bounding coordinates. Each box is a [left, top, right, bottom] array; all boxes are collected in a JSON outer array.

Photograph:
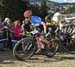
[[4, 18, 10, 22]]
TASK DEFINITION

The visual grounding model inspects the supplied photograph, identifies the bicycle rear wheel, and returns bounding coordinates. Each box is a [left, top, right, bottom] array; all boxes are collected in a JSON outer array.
[[46, 40, 59, 57], [13, 37, 36, 61]]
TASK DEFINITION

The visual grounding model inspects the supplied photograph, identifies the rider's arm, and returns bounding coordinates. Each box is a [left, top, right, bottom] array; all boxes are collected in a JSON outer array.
[[21, 24, 25, 35], [42, 22, 46, 33], [55, 25, 59, 33]]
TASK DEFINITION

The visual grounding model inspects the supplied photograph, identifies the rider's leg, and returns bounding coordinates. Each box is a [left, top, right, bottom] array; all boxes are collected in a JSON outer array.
[[35, 37, 42, 53], [36, 35, 50, 50], [39, 36, 50, 46], [36, 37, 41, 49]]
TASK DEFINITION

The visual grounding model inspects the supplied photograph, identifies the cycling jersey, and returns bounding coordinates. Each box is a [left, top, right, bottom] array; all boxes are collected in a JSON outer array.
[[47, 21, 58, 26], [22, 16, 44, 34], [24, 21, 32, 32], [31, 16, 43, 26], [52, 12, 62, 24]]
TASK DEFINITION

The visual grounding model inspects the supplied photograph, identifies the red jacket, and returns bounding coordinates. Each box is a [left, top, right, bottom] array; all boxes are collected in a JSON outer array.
[[13, 25, 22, 38]]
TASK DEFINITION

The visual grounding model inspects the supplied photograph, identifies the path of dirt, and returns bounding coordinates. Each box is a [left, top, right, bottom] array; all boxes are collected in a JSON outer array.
[[0, 51, 75, 67]]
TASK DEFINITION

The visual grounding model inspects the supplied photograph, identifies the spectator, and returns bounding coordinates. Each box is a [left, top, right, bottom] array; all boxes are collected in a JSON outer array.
[[3, 18, 13, 49], [0, 16, 5, 50], [3, 18, 12, 29], [0, 16, 4, 39], [12, 20, 23, 40]]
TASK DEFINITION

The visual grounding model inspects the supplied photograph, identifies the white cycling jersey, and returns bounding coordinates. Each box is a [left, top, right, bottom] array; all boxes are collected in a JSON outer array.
[[52, 12, 63, 30], [52, 12, 62, 23]]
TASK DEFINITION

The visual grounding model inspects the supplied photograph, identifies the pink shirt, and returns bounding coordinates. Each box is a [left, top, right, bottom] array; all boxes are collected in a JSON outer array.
[[13, 25, 22, 38]]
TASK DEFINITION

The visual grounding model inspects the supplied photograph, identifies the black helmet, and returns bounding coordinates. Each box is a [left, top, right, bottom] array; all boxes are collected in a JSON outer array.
[[45, 15, 51, 22]]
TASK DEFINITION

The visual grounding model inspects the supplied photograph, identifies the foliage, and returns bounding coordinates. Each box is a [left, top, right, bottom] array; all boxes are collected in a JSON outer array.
[[40, 0, 48, 20], [64, 5, 75, 14], [0, 0, 30, 20], [0, 0, 48, 20]]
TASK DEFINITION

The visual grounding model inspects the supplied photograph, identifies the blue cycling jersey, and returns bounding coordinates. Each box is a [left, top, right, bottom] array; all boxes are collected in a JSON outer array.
[[31, 16, 43, 26]]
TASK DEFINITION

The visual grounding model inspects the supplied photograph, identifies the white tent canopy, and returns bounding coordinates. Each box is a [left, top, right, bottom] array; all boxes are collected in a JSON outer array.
[[65, 17, 75, 23]]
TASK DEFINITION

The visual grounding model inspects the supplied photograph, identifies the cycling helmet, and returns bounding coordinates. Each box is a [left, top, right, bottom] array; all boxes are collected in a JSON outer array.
[[24, 10, 32, 18], [45, 15, 51, 22]]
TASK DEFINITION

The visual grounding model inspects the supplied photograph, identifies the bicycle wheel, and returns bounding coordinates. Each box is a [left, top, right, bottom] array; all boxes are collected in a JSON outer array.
[[46, 39, 59, 57], [13, 37, 36, 61]]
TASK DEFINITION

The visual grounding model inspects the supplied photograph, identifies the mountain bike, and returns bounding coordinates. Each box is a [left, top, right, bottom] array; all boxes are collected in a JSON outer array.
[[13, 30, 59, 61]]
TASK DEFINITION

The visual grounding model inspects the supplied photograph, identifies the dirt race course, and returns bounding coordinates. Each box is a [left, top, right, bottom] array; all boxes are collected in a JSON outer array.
[[0, 51, 75, 67]]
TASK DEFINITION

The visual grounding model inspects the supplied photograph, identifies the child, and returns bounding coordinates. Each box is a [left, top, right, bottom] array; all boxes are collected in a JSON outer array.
[[13, 20, 23, 40]]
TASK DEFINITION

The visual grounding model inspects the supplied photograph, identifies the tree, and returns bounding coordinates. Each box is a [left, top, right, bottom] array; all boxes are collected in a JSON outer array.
[[0, 0, 30, 20], [40, 0, 48, 20], [0, 0, 49, 20], [64, 5, 75, 14], [0, 0, 4, 6]]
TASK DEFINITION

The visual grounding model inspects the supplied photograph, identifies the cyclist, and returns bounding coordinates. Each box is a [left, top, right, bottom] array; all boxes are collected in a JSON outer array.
[[45, 9, 63, 38], [22, 10, 49, 53], [23, 10, 46, 33], [0, 16, 6, 50]]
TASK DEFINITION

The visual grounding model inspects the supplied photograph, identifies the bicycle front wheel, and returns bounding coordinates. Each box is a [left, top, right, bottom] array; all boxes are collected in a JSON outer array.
[[13, 37, 36, 61]]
